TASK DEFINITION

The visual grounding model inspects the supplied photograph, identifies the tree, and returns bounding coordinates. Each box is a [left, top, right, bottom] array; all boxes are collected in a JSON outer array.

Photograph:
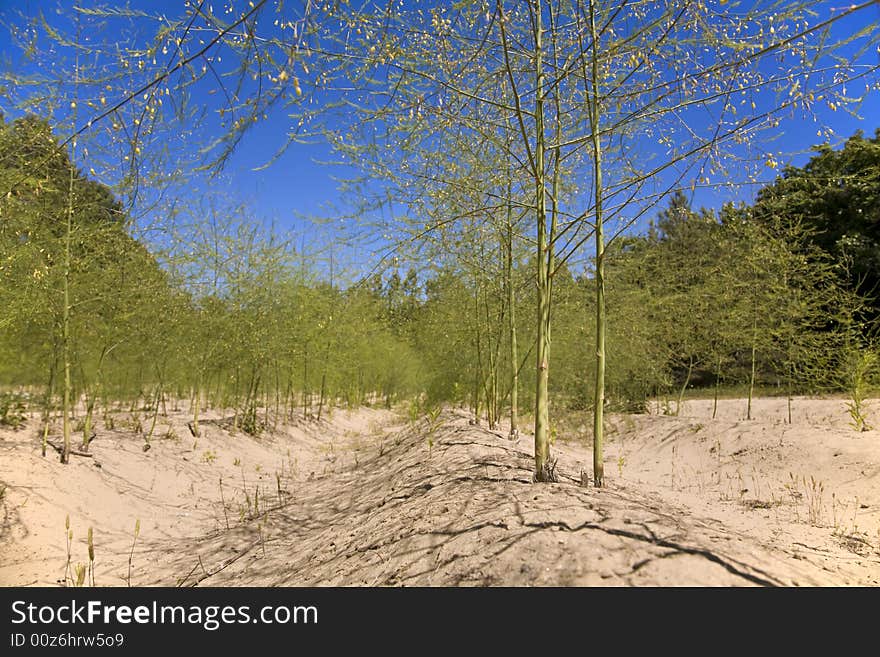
[[753, 129, 880, 318], [0, 113, 177, 456]]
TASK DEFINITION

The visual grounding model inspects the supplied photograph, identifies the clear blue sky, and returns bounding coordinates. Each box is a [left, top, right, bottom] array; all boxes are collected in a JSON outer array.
[[2, 0, 880, 275]]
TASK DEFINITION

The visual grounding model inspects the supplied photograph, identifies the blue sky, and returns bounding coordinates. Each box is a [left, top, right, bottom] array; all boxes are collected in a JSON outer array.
[[1, 0, 363, 263], [2, 0, 880, 277]]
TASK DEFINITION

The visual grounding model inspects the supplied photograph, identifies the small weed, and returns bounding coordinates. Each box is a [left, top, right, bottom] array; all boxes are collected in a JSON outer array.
[[670, 445, 678, 490], [125, 413, 143, 434], [240, 413, 263, 437], [427, 405, 442, 427], [127, 519, 140, 586], [788, 473, 825, 526], [844, 348, 876, 432], [203, 449, 217, 464], [831, 494, 871, 555], [218, 477, 230, 530], [804, 475, 825, 526], [64, 517, 95, 587], [64, 515, 72, 585], [73, 563, 86, 587], [243, 489, 251, 518], [87, 527, 95, 586], [407, 398, 420, 425], [0, 393, 27, 429], [743, 499, 777, 510], [836, 531, 874, 555], [534, 457, 559, 483]]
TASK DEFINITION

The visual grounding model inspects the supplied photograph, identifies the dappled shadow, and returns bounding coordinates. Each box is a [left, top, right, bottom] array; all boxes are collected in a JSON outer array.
[[149, 410, 826, 587]]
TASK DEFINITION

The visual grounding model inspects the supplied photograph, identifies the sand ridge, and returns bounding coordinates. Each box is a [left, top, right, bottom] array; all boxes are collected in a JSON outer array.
[[1, 397, 878, 586]]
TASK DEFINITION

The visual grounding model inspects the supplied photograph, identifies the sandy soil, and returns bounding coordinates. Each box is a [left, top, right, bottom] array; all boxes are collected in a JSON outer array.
[[0, 405, 397, 586], [1, 397, 878, 586]]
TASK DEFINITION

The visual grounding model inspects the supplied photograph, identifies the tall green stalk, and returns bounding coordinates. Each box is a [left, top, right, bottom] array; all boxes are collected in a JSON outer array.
[[748, 301, 757, 420], [677, 356, 694, 416], [713, 354, 721, 420], [498, 0, 552, 478], [61, 50, 79, 465], [532, 0, 552, 479], [506, 184, 519, 440], [588, 0, 605, 487]]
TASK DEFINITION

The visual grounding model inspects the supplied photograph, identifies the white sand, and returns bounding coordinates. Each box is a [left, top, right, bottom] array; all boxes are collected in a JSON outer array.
[[1, 396, 877, 586]]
